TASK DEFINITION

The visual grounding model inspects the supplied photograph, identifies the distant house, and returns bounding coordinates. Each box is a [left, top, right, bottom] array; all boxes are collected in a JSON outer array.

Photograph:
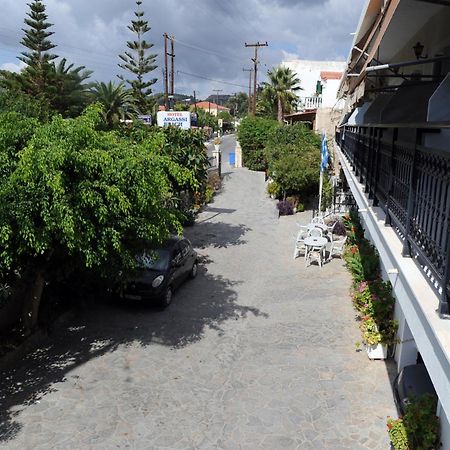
[[281, 59, 345, 133], [194, 102, 230, 117]]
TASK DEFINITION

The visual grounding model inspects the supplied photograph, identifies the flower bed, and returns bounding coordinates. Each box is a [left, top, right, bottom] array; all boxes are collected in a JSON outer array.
[[342, 211, 398, 348]]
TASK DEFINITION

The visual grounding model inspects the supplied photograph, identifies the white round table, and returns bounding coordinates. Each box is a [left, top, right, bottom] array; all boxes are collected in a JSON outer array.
[[304, 236, 328, 248], [304, 236, 328, 267]]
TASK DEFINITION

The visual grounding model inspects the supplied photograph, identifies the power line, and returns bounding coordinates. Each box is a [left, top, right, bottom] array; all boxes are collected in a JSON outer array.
[[172, 37, 246, 64], [177, 70, 248, 89]]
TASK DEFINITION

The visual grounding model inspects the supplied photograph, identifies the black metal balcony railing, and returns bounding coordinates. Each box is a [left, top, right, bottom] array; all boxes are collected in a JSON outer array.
[[336, 125, 450, 318]]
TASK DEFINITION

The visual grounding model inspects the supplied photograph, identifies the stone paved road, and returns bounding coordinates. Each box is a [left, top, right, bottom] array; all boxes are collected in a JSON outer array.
[[0, 149, 397, 449]]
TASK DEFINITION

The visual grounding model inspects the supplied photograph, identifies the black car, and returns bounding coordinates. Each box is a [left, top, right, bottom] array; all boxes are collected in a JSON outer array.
[[393, 364, 436, 415], [118, 237, 198, 307]]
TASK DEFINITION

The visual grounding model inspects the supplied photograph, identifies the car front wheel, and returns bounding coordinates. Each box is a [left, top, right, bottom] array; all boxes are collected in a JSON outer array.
[[189, 261, 198, 279], [160, 286, 173, 308]]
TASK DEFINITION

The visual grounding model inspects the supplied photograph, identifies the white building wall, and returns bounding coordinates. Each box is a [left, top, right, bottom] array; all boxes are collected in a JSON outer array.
[[282, 59, 346, 108]]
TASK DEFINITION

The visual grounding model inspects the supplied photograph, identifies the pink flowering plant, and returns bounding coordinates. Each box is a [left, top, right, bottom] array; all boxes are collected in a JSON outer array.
[[353, 278, 398, 346], [344, 211, 398, 347]]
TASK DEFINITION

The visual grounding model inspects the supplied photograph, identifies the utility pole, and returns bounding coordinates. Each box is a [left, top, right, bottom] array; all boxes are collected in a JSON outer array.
[[245, 41, 268, 115], [193, 90, 197, 113], [242, 68, 253, 114], [169, 35, 175, 97], [213, 89, 223, 112], [163, 33, 169, 110], [163, 33, 175, 110]]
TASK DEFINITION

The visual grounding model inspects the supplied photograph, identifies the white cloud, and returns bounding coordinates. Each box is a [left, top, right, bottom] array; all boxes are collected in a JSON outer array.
[[0, 61, 26, 73]]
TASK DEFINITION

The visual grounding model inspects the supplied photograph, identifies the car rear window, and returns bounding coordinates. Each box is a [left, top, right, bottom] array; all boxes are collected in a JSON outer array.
[[136, 249, 170, 271]]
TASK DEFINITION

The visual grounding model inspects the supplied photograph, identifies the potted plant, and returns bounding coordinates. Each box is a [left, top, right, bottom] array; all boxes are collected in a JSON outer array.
[[354, 279, 398, 359], [360, 316, 398, 359]]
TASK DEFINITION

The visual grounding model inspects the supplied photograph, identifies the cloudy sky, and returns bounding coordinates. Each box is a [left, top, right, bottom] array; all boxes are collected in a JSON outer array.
[[0, 0, 366, 99]]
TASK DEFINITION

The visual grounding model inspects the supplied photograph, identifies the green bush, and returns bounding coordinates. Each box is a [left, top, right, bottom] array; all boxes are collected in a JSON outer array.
[[267, 145, 320, 198], [265, 123, 321, 150], [0, 90, 50, 121], [267, 181, 281, 198], [387, 394, 440, 450], [264, 124, 321, 198], [237, 116, 278, 171]]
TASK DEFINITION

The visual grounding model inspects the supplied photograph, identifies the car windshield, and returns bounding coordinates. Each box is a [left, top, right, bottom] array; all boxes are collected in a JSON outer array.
[[136, 249, 170, 271]]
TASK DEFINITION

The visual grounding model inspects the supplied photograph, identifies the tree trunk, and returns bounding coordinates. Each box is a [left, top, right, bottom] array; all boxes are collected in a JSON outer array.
[[277, 94, 283, 123], [22, 269, 46, 335]]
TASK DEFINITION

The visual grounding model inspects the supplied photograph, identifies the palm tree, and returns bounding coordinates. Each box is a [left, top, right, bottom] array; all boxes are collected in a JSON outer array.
[[263, 66, 302, 123], [51, 58, 93, 117], [90, 81, 136, 127]]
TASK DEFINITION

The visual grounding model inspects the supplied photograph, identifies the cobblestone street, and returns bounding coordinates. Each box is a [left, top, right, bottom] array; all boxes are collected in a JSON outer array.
[[0, 150, 397, 449]]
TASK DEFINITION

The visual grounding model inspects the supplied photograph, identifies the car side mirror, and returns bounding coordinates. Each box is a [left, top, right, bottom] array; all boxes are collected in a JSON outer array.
[[171, 259, 180, 268]]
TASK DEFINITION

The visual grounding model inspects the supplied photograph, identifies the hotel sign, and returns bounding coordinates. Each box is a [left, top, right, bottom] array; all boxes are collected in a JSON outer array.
[[157, 111, 191, 129]]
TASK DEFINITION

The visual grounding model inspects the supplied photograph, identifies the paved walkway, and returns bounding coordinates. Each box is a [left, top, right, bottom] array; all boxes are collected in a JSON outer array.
[[0, 161, 397, 449]]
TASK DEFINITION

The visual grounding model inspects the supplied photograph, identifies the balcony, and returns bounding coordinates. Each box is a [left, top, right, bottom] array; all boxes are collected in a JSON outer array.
[[297, 96, 322, 110], [336, 124, 450, 318]]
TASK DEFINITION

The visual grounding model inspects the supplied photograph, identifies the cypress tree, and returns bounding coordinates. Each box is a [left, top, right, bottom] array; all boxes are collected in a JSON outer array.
[[118, 0, 157, 113], [18, 0, 57, 99]]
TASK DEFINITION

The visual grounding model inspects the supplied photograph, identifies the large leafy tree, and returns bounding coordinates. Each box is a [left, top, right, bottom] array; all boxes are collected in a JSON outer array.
[[0, 105, 190, 332], [225, 92, 248, 118], [90, 81, 136, 128], [17, 0, 58, 104], [262, 66, 301, 123], [118, 0, 157, 113]]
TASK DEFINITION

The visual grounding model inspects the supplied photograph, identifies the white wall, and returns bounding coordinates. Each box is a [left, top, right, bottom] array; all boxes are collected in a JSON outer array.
[[282, 60, 346, 108]]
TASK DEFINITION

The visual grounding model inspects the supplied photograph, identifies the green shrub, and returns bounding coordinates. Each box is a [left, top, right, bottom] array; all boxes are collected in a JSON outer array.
[[265, 123, 321, 151], [264, 124, 321, 198], [388, 394, 440, 450], [204, 186, 214, 203], [387, 417, 409, 450], [0, 90, 50, 121], [267, 146, 320, 197], [237, 116, 278, 171], [267, 181, 281, 198]]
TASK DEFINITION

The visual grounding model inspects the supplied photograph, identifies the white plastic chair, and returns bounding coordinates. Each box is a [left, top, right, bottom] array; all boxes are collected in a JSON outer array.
[[308, 227, 323, 238], [311, 216, 325, 225], [329, 236, 347, 260], [327, 221, 337, 235], [293, 228, 308, 259]]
